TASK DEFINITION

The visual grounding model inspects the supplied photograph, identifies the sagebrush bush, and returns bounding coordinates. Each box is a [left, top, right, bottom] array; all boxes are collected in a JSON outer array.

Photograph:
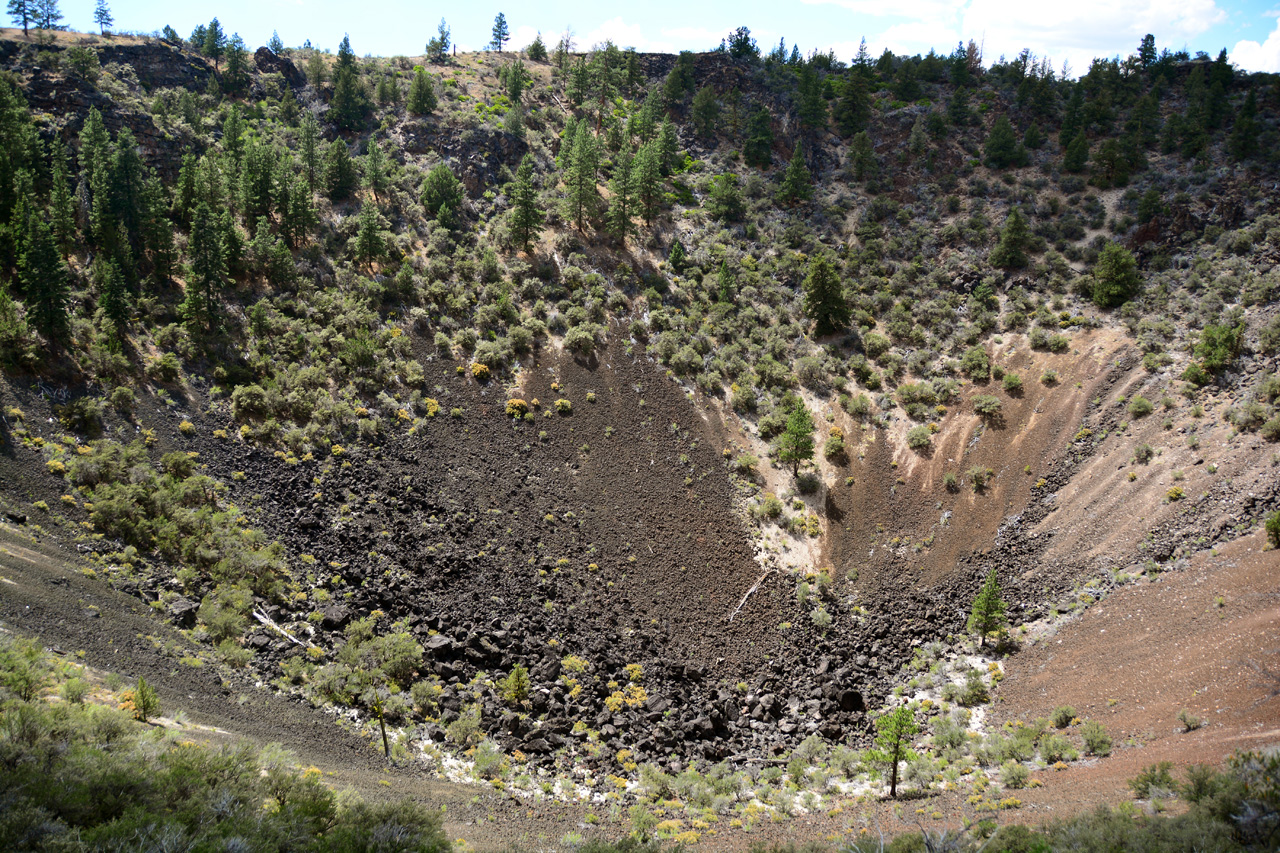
[[1081, 720, 1112, 756], [1051, 705, 1077, 728], [1001, 760, 1030, 789]]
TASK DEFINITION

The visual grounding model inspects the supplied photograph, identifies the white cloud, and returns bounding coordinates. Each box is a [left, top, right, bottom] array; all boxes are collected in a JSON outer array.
[[661, 25, 729, 46], [801, 0, 1225, 75], [510, 26, 541, 50], [1232, 17, 1280, 71], [580, 16, 675, 53]]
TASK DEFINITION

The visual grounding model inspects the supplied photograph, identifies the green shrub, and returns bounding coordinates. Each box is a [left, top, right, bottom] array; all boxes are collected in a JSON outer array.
[[1081, 720, 1112, 756], [973, 394, 1002, 418], [1038, 732, 1077, 763], [473, 739, 507, 779], [499, 664, 530, 704], [447, 704, 482, 746], [957, 668, 989, 706], [1001, 760, 1030, 789], [906, 425, 932, 452], [217, 638, 253, 668], [61, 677, 89, 704], [1128, 395, 1153, 418], [1178, 708, 1203, 732], [1051, 705, 1076, 729], [967, 466, 993, 491], [1129, 761, 1176, 798], [131, 676, 160, 722], [1002, 373, 1023, 394], [0, 636, 49, 701], [1266, 510, 1280, 548], [961, 346, 990, 379]]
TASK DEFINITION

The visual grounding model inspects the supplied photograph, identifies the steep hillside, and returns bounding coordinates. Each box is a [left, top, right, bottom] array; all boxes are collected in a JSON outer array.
[[0, 21, 1278, 850]]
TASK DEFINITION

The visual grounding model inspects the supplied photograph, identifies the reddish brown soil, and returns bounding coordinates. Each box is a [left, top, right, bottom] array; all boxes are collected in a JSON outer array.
[[990, 528, 1280, 818]]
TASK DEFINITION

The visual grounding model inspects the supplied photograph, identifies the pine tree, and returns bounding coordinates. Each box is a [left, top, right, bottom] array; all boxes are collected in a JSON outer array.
[[7, 0, 31, 37], [421, 161, 462, 227], [743, 107, 773, 168], [140, 174, 175, 280], [351, 197, 384, 270], [425, 18, 450, 64], [705, 174, 744, 222], [362, 139, 388, 199], [132, 676, 160, 722], [989, 206, 1030, 269], [777, 401, 815, 475], [239, 138, 275, 223], [1091, 242, 1140, 308], [222, 34, 249, 95], [491, 13, 509, 52], [833, 75, 870, 136], [802, 256, 848, 335], [526, 32, 547, 62], [561, 123, 598, 231], [947, 87, 971, 127], [95, 257, 128, 332], [407, 66, 437, 115], [298, 112, 320, 191], [1137, 34, 1157, 68], [202, 17, 226, 69], [656, 117, 678, 175], [172, 152, 198, 223], [323, 139, 357, 201], [92, 0, 112, 35], [605, 147, 634, 243], [691, 85, 719, 139], [268, 30, 284, 54], [631, 141, 662, 225], [77, 106, 109, 195], [1229, 90, 1260, 160], [866, 707, 918, 798], [716, 261, 735, 302], [1063, 132, 1089, 173], [279, 172, 316, 249], [797, 65, 827, 130], [984, 115, 1025, 168], [1023, 122, 1044, 150], [182, 202, 225, 331], [667, 239, 686, 272], [221, 106, 245, 163], [20, 215, 69, 344], [329, 35, 368, 131], [49, 141, 75, 253], [777, 145, 812, 205], [1059, 86, 1084, 145], [508, 153, 543, 252], [32, 0, 60, 30], [966, 568, 1007, 648]]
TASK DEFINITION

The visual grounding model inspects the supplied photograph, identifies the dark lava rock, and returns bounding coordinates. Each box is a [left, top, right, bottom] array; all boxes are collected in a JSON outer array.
[[169, 597, 199, 628], [319, 605, 352, 630], [425, 634, 455, 655]]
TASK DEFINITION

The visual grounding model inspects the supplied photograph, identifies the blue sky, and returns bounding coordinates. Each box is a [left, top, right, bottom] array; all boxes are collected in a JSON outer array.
[[60, 0, 1280, 74]]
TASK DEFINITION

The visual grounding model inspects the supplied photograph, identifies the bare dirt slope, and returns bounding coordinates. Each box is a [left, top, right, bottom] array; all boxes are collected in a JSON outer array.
[[992, 528, 1280, 819]]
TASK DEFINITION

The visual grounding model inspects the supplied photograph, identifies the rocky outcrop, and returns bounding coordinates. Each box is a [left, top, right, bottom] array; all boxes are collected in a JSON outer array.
[[395, 124, 528, 196], [253, 47, 306, 90], [95, 41, 213, 90]]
